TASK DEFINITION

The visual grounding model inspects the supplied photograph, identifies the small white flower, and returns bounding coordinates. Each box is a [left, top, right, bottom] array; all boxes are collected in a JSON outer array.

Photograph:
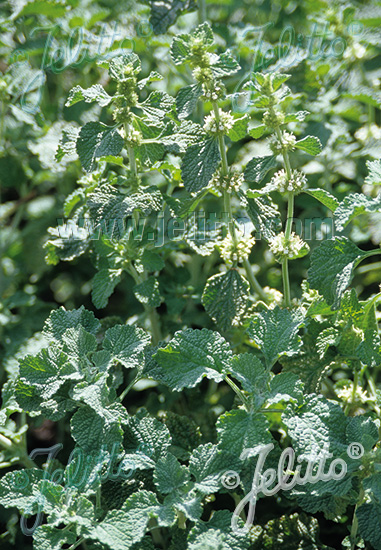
[[203, 110, 235, 135], [268, 169, 307, 194], [210, 169, 244, 193], [269, 232, 309, 260], [355, 124, 381, 143], [269, 131, 296, 154], [219, 232, 255, 267]]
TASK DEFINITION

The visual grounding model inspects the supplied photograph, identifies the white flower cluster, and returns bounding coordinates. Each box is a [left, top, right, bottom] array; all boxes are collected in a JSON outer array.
[[202, 83, 223, 101], [210, 169, 244, 194], [219, 233, 255, 266], [128, 129, 142, 145], [355, 124, 381, 143], [204, 110, 235, 135], [344, 43, 366, 60], [268, 232, 309, 260], [269, 169, 307, 194], [336, 382, 369, 404], [263, 286, 283, 306], [270, 131, 296, 154]]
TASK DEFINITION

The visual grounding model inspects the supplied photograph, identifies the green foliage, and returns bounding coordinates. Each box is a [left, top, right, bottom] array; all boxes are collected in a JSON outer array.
[[1, 2, 381, 549]]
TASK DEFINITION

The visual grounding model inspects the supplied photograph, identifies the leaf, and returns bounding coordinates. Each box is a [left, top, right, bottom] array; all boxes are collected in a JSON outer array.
[[154, 453, 189, 494], [123, 409, 172, 465], [176, 84, 202, 119], [334, 193, 381, 231], [211, 51, 240, 77], [181, 138, 221, 193], [229, 353, 268, 396], [0, 469, 45, 515], [154, 329, 232, 391], [137, 249, 165, 272], [43, 306, 100, 341], [188, 510, 250, 550], [283, 395, 355, 517], [252, 512, 334, 550], [92, 268, 122, 309], [70, 405, 122, 453], [280, 319, 334, 393], [44, 223, 89, 265], [286, 392, 353, 453], [17, 346, 76, 406], [89, 490, 176, 550], [343, 86, 381, 107], [295, 136, 322, 156], [140, 91, 175, 122], [304, 189, 339, 212], [87, 184, 162, 236], [365, 159, 381, 185], [107, 54, 141, 80], [242, 193, 282, 240], [145, 0, 196, 34], [267, 372, 304, 405], [284, 111, 310, 123], [16, 0, 67, 17], [357, 473, 381, 550], [189, 443, 241, 494], [65, 85, 112, 108], [244, 155, 277, 184], [346, 416, 379, 453], [56, 126, 79, 162], [248, 125, 267, 139], [137, 71, 163, 90], [227, 115, 248, 142], [33, 525, 77, 550], [76, 122, 124, 172], [307, 237, 371, 309], [202, 270, 249, 331], [247, 306, 304, 369], [161, 120, 203, 154], [171, 34, 192, 64], [134, 277, 163, 308], [216, 409, 272, 455], [357, 501, 381, 550], [103, 324, 151, 369]]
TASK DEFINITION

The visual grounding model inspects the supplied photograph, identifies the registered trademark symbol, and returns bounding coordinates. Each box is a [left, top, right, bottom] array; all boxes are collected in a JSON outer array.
[[347, 442, 364, 459], [221, 470, 240, 490]]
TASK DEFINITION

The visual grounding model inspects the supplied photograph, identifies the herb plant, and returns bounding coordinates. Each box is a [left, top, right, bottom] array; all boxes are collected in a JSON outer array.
[[1, 1, 381, 549]]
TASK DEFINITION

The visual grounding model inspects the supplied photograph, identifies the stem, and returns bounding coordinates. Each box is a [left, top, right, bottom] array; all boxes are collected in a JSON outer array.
[[198, 0, 206, 23], [366, 370, 381, 416], [350, 487, 365, 550], [225, 376, 250, 411], [212, 99, 267, 300], [119, 374, 141, 402], [274, 126, 294, 307], [0, 434, 37, 468], [68, 537, 84, 550], [148, 519, 165, 547], [242, 257, 268, 302], [344, 369, 359, 416], [96, 487, 101, 512], [124, 122, 137, 178], [147, 307, 162, 345]]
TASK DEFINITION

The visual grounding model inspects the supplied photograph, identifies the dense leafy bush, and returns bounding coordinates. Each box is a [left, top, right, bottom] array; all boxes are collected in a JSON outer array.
[[1, 0, 381, 548]]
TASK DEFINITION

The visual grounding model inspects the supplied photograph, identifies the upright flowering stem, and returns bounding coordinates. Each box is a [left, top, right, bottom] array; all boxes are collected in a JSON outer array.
[[275, 126, 294, 307], [211, 99, 267, 301], [121, 114, 162, 342]]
